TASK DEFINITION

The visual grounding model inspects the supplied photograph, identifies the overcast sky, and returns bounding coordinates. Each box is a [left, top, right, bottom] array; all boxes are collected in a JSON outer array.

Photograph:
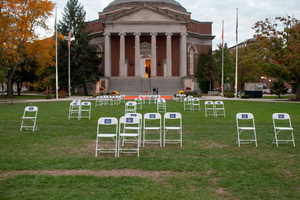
[[48, 0, 300, 50]]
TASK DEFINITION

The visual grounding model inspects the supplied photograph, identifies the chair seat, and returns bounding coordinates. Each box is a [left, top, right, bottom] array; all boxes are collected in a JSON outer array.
[[238, 127, 256, 130], [275, 127, 293, 131], [97, 133, 117, 137], [165, 127, 181, 130], [144, 127, 160, 130], [119, 133, 139, 137]]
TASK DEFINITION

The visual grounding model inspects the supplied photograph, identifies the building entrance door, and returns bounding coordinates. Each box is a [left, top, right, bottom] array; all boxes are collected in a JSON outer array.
[[140, 55, 151, 78]]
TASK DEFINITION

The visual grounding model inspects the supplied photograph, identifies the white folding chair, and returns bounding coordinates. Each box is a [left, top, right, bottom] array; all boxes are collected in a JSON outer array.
[[95, 96, 103, 107], [135, 97, 143, 110], [118, 116, 141, 157], [157, 98, 166, 113], [95, 117, 118, 157], [125, 101, 137, 114], [184, 98, 192, 111], [192, 98, 201, 111], [215, 101, 225, 117], [20, 106, 38, 132], [124, 113, 143, 146], [272, 113, 295, 147], [236, 113, 257, 147], [163, 112, 182, 147], [205, 101, 215, 117], [120, 95, 126, 103], [68, 101, 81, 120], [80, 101, 91, 120], [143, 113, 162, 147]]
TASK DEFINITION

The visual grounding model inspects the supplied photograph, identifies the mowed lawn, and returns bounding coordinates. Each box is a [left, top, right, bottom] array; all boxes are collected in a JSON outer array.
[[0, 99, 299, 199]]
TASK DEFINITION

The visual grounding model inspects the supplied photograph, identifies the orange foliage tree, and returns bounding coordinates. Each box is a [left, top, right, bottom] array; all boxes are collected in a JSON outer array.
[[253, 16, 300, 100], [0, 0, 55, 97]]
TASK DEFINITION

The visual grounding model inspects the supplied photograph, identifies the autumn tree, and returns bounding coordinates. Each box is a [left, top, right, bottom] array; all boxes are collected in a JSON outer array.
[[0, 0, 55, 97], [253, 16, 300, 100], [231, 40, 266, 90], [58, 0, 101, 95]]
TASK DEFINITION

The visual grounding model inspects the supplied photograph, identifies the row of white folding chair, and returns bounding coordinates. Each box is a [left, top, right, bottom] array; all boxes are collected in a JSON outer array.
[[184, 98, 200, 111], [95, 112, 182, 157], [68, 100, 91, 120], [236, 113, 295, 147], [205, 101, 225, 117], [95, 96, 121, 106], [157, 98, 166, 113], [176, 94, 186, 102], [20, 106, 38, 132]]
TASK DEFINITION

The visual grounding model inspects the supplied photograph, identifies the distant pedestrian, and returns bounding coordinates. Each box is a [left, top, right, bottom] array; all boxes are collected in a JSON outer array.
[[156, 87, 158, 95], [153, 87, 156, 95]]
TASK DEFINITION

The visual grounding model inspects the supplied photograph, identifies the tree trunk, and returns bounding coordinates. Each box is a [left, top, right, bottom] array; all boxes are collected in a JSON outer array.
[[7, 77, 13, 98], [296, 82, 300, 101], [83, 82, 88, 96]]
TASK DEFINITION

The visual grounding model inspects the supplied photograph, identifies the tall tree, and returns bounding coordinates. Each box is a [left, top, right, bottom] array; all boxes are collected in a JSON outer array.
[[213, 43, 235, 88], [196, 50, 218, 93], [231, 41, 265, 90], [58, 0, 101, 95], [0, 0, 55, 97], [253, 16, 300, 100]]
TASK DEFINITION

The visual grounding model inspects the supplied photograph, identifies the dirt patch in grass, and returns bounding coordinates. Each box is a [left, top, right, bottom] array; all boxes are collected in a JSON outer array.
[[204, 141, 230, 149], [0, 169, 180, 181]]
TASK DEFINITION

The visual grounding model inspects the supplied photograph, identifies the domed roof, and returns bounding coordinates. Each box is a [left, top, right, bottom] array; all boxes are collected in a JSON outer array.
[[103, 0, 187, 13]]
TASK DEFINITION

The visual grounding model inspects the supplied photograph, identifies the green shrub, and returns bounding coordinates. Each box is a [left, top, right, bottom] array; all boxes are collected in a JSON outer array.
[[241, 94, 250, 99], [226, 92, 234, 98], [45, 94, 52, 99]]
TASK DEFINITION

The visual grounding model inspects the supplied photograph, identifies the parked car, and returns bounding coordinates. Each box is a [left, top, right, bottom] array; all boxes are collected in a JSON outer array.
[[263, 89, 271, 94], [287, 89, 292, 94]]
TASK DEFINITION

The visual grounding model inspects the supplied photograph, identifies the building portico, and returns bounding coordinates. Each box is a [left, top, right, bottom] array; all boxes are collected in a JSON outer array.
[[85, 0, 215, 94]]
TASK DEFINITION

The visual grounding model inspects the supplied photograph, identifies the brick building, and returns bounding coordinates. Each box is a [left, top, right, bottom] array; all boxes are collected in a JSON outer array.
[[85, 0, 215, 94]]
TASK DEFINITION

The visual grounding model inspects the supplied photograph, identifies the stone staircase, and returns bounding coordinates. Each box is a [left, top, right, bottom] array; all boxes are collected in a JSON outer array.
[[108, 77, 184, 95]]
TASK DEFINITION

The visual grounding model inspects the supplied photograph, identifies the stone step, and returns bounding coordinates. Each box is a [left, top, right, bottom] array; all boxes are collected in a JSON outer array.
[[108, 77, 184, 95]]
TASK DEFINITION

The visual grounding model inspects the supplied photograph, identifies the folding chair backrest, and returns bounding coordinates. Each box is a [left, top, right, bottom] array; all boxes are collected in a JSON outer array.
[[215, 101, 224, 107], [24, 106, 38, 114], [236, 113, 255, 127], [120, 116, 140, 126], [164, 112, 182, 128], [98, 117, 118, 126], [23, 106, 38, 119], [205, 101, 214, 107], [273, 113, 291, 125]]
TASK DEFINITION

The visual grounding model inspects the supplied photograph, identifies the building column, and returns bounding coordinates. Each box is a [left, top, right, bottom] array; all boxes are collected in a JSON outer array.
[[180, 33, 187, 77], [119, 32, 126, 77], [134, 32, 141, 77], [151, 32, 157, 77], [104, 33, 111, 77], [166, 32, 172, 77]]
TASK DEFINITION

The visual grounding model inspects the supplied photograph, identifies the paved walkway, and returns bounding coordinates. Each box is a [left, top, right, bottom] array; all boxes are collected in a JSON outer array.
[[1, 94, 298, 103]]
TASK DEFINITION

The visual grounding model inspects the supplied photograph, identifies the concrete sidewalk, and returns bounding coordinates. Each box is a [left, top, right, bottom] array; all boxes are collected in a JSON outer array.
[[1, 94, 298, 104]]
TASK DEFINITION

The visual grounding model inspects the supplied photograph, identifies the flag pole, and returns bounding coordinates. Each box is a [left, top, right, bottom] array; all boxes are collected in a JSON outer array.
[[235, 8, 239, 98], [55, 7, 59, 99], [221, 20, 224, 97], [68, 23, 71, 97]]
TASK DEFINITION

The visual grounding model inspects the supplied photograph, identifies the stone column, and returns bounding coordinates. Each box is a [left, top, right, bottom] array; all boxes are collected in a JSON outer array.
[[166, 32, 172, 77], [180, 33, 187, 77], [151, 32, 157, 77], [119, 32, 126, 77], [104, 33, 111, 77], [134, 32, 141, 77]]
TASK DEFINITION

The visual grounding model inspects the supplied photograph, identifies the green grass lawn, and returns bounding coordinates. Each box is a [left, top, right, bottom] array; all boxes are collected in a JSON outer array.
[[0, 99, 299, 199]]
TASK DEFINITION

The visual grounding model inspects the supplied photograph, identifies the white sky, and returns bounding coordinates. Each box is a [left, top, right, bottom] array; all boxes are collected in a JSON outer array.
[[46, 0, 300, 50]]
